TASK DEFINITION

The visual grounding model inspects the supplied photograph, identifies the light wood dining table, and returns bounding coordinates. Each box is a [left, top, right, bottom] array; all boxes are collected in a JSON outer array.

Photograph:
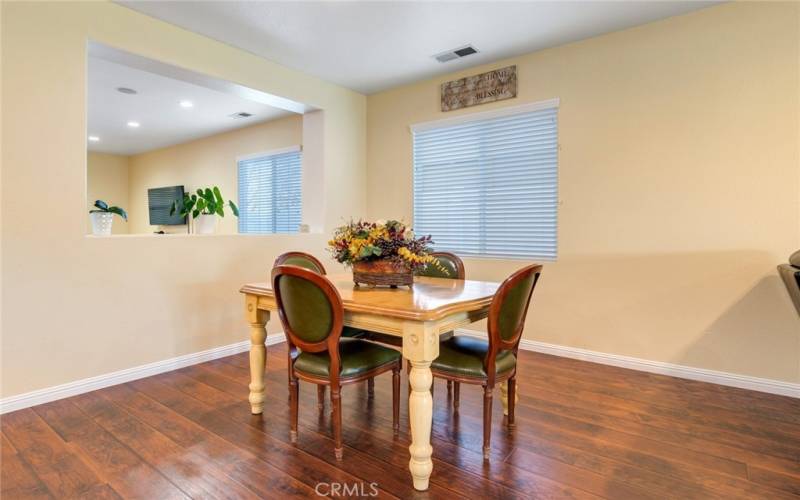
[[240, 273, 501, 491]]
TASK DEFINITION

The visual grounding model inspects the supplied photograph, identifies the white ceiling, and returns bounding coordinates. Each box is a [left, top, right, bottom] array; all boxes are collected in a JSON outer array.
[[88, 55, 295, 155], [118, 1, 719, 95]]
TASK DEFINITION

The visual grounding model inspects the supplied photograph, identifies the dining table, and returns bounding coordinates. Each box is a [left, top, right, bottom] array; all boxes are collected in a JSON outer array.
[[240, 273, 502, 491]]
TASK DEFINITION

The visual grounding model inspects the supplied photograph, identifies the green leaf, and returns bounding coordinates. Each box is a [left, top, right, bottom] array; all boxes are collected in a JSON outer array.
[[213, 186, 223, 206], [192, 209, 200, 219], [196, 198, 206, 212], [169, 202, 177, 216], [197, 189, 204, 197], [216, 204, 224, 217], [229, 200, 239, 217], [94, 200, 108, 211], [107, 206, 128, 221]]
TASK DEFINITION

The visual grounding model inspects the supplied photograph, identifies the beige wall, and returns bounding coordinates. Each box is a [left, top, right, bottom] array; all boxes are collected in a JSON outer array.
[[1, 1, 366, 398], [367, 2, 800, 382], [87, 152, 130, 235], [127, 115, 303, 234]]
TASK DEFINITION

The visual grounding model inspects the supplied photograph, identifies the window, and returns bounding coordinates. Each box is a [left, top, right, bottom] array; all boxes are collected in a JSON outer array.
[[238, 146, 302, 234], [412, 100, 558, 260]]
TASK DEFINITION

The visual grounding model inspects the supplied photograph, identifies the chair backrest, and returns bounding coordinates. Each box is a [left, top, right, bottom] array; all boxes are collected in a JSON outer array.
[[416, 251, 465, 280], [274, 251, 327, 275], [271, 265, 343, 358], [484, 264, 542, 381]]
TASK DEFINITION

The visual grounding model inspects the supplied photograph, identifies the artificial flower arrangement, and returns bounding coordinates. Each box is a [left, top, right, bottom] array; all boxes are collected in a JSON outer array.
[[328, 219, 446, 287]]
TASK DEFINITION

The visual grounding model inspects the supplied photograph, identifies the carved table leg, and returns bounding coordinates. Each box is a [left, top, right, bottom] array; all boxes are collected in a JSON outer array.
[[403, 321, 439, 491], [246, 296, 269, 414], [500, 379, 520, 416]]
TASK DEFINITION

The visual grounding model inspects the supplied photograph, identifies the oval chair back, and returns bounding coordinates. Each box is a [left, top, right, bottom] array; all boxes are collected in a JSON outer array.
[[271, 265, 344, 374], [274, 251, 327, 275], [484, 264, 542, 385], [416, 251, 465, 279]]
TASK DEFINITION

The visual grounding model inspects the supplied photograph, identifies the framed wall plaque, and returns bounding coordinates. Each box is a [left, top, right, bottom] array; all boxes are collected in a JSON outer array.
[[441, 65, 517, 112]]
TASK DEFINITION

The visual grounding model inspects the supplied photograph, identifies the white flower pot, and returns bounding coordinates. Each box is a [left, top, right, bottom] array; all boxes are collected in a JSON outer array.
[[90, 212, 114, 236], [195, 214, 217, 234]]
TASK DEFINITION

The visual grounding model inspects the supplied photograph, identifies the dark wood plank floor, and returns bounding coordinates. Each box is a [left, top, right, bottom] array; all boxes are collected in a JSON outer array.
[[3, 342, 799, 499]]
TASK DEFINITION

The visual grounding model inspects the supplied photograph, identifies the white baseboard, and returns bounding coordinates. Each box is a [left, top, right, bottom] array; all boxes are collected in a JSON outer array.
[[0, 333, 287, 414], [455, 329, 800, 398], [3, 329, 796, 414]]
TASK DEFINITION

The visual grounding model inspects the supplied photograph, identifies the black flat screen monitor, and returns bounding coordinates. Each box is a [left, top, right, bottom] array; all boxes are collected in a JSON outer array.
[[148, 185, 186, 225]]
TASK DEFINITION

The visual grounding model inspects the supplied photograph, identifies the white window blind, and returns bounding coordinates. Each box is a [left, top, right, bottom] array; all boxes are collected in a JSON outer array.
[[412, 101, 558, 260], [238, 147, 302, 234]]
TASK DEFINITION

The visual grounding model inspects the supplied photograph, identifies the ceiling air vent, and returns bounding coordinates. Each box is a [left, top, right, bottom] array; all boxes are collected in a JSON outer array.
[[229, 112, 253, 119], [433, 45, 479, 63]]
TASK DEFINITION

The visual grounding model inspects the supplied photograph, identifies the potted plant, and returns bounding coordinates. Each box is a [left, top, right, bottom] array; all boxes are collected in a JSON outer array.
[[327, 219, 446, 287], [89, 200, 127, 236], [170, 186, 238, 234]]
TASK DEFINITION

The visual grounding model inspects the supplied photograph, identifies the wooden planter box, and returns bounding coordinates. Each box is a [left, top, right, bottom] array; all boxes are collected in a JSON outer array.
[[353, 259, 413, 288]]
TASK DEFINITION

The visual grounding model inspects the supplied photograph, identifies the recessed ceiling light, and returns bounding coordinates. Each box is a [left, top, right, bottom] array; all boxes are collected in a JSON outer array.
[[88, 135, 100, 142], [117, 87, 138, 95], [127, 121, 140, 128], [179, 100, 194, 108]]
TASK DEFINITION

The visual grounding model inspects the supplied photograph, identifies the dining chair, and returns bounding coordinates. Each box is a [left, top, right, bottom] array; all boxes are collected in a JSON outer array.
[[274, 251, 327, 274], [416, 251, 465, 280], [429, 264, 542, 459], [273, 251, 370, 406], [272, 265, 402, 459]]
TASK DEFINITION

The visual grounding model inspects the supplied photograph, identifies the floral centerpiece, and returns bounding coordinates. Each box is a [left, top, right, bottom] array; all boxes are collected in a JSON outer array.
[[328, 219, 444, 287]]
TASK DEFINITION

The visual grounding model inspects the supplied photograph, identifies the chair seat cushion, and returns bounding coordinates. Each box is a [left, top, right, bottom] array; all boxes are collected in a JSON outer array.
[[341, 327, 368, 338], [431, 336, 516, 379], [294, 338, 401, 378]]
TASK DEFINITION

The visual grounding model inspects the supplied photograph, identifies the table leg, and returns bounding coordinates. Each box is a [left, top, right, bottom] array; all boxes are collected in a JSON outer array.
[[246, 296, 269, 414], [403, 321, 439, 491], [500, 380, 520, 416]]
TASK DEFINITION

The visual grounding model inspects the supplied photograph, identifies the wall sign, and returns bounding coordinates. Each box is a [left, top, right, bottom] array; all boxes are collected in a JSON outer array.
[[441, 65, 517, 112]]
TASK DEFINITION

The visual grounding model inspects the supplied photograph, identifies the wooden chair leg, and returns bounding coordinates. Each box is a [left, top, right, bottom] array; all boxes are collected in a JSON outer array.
[[483, 385, 493, 460], [507, 377, 516, 428], [331, 386, 343, 460], [287, 352, 293, 402], [289, 375, 299, 443], [392, 366, 400, 433], [453, 381, 460, 409], [317, 385, 326, 410], [367, 377, 375, 398], [447, 380, 452, 392]]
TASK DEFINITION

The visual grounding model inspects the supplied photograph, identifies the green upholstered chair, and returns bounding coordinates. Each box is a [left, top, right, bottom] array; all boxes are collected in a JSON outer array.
[[273, 252, 366, 342], [272, 265, 402, 460], [416, 251, 465, 280], [430, 264, 542, 459], [273, 251, 369, 405], [274, 251, 327, 274]]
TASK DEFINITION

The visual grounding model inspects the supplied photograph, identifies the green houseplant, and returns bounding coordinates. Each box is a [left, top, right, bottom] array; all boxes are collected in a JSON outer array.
[[170, 186, 239, 234], [89, 200, 127, 236]]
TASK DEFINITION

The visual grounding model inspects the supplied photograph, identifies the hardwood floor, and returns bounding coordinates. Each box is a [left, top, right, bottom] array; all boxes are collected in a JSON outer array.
[[3, 343, 799, 499]]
